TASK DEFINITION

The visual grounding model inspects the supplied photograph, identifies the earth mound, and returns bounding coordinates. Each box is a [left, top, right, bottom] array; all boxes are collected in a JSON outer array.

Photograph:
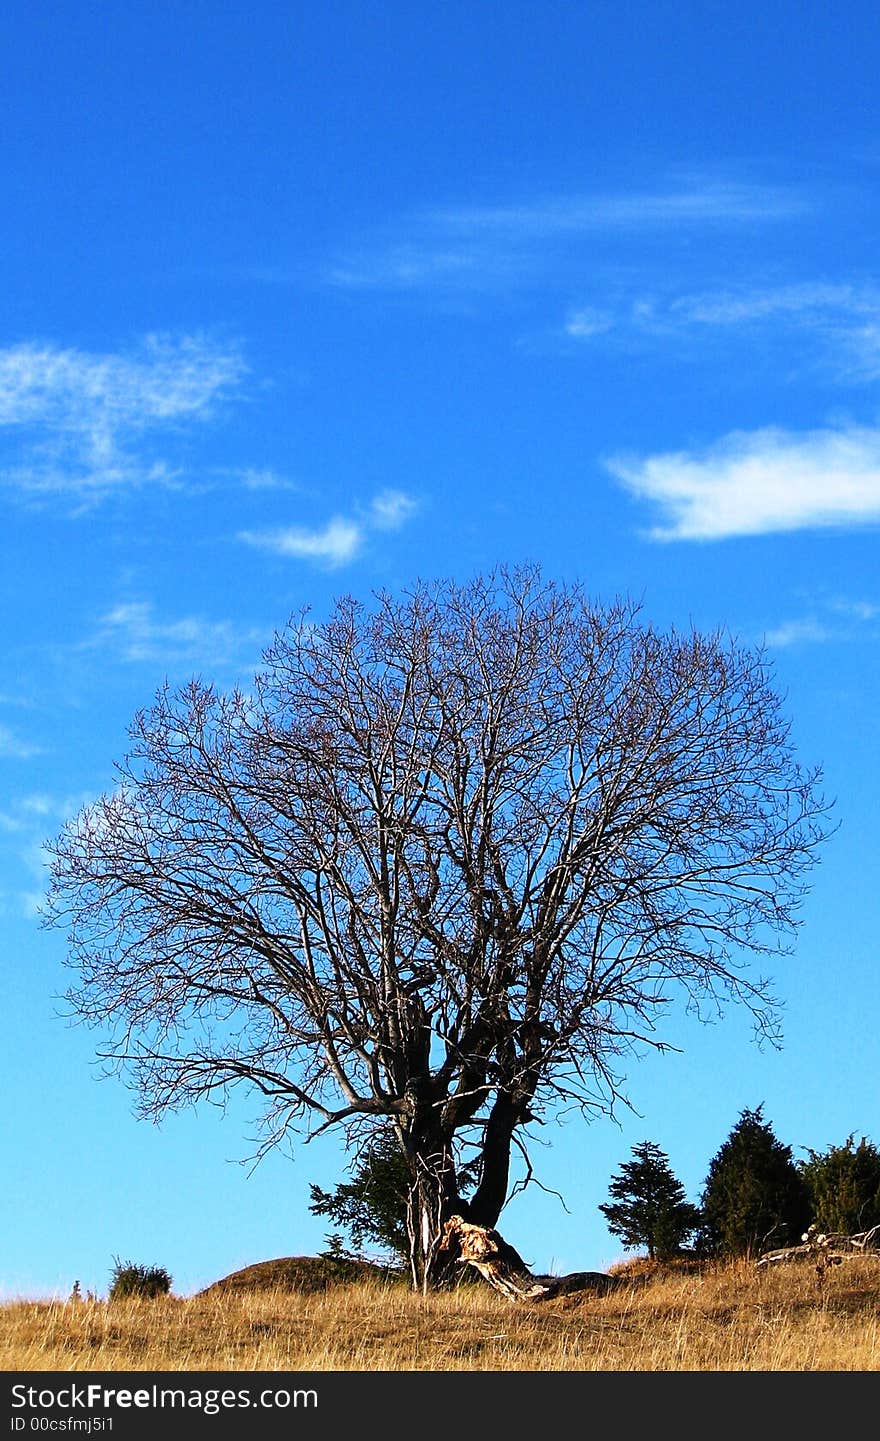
[[199, 1254, 403, 1297]]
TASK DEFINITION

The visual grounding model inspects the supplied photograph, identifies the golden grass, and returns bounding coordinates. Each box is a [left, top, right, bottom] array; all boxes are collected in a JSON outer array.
[[2, 1257, 878, 1372]]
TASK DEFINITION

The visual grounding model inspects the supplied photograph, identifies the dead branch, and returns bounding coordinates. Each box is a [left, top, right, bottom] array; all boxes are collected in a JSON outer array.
[[756, 1223, 880, 1277]]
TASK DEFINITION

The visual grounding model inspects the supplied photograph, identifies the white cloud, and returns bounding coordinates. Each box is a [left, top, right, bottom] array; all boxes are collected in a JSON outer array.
[[608, 424, 880, 540], [0, 723, 40, 759], [19, 793, 54, 815], [668, 282, 869, 327], [763, 618, 833, 647], [565, 307, 615, 339], [830, 597, 880, 621], [562, 280, 880, 382], [669, 282, 880, 381], [92, 601, 263, 670], [762, 594, 880, 648], [239, 517, 363, 567], [0, 334, 244, 497], [432, 182, 805, 236], [328, 249, 482, 291], [0, 791, 74, 832], [0, 791, 93, 918], [328, 182, 804, 293], [240, 467, 299, 491], [238, 489, 418, 567], [366, 489, 418, 530], [0, 334, 241, 426]]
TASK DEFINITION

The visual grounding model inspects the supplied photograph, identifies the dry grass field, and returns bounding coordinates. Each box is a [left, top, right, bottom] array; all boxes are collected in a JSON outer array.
[[2, 1254, 879, 1371]]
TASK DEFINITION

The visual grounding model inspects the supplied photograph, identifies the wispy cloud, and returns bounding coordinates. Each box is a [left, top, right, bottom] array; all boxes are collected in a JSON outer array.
[[239, 517, 363, 567], [565, 307, 616, 338], [608, 424, 880, 541], [365, 488, 418, 531], [239, 488, 419, 568], [0, 333, 245, 498], [89, 601, 264, 670], [239, 467, 300, 491], [830, 596, 880, 621], [329, 248, 486, 292], [669, 281, 867, 327], [763, 618, 834, 647], [565, 281, 880, 382], [0, 790, 92, 919], [432, 182, 806, 236], [0, 723, 40, 759], [327, 181, 804, 293], [763, 594, 880, 648]]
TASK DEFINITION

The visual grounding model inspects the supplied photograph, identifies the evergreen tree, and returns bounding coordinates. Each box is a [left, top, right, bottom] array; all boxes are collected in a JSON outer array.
[[799, 1135, 880, 1236], [599, 1141, 701, 1260], [309, 1127, 411, 1264], [699, 1106, 811, 1257]]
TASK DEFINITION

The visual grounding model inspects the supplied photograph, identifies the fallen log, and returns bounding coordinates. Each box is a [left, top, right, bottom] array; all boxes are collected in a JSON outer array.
[[756, 1223, 880, 1276], [438, 1215, 620, 1302]]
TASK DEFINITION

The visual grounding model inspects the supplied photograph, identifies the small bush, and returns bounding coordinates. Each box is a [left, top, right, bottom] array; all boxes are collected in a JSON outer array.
[[108, 1258, 173, 1300]]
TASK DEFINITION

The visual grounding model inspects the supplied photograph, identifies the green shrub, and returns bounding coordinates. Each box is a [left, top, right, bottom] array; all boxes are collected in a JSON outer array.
[[108, 1257, 173, 1300], [799, 1135, 880, 1236]]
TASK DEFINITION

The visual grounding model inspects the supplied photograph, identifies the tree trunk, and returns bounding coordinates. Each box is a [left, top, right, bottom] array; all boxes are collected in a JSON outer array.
[[400, 1090, 528, 1289], [401, 1122, 465, 1291], [406, 1169, 454, 1291], [466, 1094, 520, 1227]]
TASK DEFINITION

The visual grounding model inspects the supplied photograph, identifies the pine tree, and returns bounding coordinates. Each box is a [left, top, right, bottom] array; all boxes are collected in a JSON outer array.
[[799, 1135, 880, 1236], [309, 1127, 411, 1264], [599, 1141, 701, 1261], [699, 1106, 811, 1258]]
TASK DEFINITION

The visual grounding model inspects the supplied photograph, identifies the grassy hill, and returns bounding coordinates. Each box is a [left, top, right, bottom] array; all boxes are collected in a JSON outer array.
[[1, 1253, 878, 1370]]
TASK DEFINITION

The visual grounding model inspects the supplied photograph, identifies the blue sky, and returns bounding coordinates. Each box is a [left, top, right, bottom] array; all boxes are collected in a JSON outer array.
[[2, 0, 880, 1299]]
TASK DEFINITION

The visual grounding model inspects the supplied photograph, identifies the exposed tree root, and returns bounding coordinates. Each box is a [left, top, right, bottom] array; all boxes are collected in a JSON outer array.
[[438, 1215, 621, 1302]]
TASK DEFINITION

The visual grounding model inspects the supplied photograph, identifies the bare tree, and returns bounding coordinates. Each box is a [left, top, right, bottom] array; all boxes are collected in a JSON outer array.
[[44, 566, 832, 1289]]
